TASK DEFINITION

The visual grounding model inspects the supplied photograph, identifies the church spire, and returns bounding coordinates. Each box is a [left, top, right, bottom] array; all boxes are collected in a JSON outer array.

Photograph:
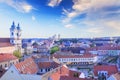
[[11, 21, 15, 29], [13, 21, 15, 25], [17, 23, 20, 30]]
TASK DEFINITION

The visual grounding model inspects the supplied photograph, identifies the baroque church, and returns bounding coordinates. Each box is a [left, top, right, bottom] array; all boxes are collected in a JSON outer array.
[[10, 21, 22, 51], [0, 21, 22, 54]]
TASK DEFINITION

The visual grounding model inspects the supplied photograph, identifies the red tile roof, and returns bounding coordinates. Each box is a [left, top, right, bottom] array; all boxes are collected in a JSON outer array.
[[60, 76, 87, 80], [112, 72, 120, 80], [50, 72, 60, 80], [86, 45, 120, 51], [69, 70, 81, 77], [15, 57, 38, 74], [94, 65, 118, 76], [0, 43, 13, 47], [0, 38, 10, 42], [0, 54, 18, 62], [38, 61, 59, 69], [0, 38, 13, 47], [50, 65, 69, 80], [50, 65, 87, 80]]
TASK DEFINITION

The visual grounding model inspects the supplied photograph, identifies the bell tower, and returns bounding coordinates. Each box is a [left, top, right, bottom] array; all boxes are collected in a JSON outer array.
[[10, 21, 22, 51], [16, 23, 22, 51], [10, 21, 16, 45]]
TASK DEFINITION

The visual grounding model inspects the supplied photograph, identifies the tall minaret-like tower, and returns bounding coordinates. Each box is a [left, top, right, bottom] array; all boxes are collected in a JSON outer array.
[[10, 21, 16, 45], [10, 21, 22, 52], [16, 23, 22, 51]]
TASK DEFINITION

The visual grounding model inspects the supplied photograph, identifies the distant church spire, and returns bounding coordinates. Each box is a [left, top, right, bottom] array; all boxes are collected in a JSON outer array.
[[13, 21, 15, 25], [11, 21, 15, 29], [17, 23, 20, 30]]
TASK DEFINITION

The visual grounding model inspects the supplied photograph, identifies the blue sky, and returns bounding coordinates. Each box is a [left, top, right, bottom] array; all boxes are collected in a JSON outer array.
[[0, 0, 120, 38]]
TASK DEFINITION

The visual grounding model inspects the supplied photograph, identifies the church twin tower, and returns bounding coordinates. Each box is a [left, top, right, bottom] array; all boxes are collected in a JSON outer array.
[[10, 21, 22, 50]]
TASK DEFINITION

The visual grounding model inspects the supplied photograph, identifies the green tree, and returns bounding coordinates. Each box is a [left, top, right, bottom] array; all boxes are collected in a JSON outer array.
[[13, 50, 22, 59], [50, 46, 59, 54]]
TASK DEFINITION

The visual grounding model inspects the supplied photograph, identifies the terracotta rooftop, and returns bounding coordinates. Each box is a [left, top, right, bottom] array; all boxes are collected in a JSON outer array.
[[15, 57, 38, 74], [50, 65, 88, 80], [0, 38, 13, 47], [86, 45, 120, 51], [0, 38, 10, 42], [112, 72, 120, 80], [0, 54, 18, 62], [94, 65, 118, 76], [38, 61, 59, 69], [60, 76, 88, 80], [50, 65, 69, 80]]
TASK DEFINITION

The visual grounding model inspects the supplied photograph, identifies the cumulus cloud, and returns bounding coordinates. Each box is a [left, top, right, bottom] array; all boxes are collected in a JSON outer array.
[[61, 0, 120, 37], [0, 0, 34, 13], [62, 0, 120, 23], [105, 20, 120, 31], [87, 27, 103, 33], [48, 0, 62, 7], [64, 24, 75, 29]]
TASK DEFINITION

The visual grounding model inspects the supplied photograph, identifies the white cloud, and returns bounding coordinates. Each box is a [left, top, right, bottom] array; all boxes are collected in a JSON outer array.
[[105, 20, 120, 31], [0, 0, 34, 13], [48, 0, 62, 7], [64, 24, 75, 29], [62, 0, 120, 23], [87, 27, 103, 33], [61, 0, 120, 37], [32, 16, 36, 21]]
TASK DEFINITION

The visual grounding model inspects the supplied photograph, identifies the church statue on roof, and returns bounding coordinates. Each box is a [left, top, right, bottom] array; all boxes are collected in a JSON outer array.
[[10, 21, 22, 52]]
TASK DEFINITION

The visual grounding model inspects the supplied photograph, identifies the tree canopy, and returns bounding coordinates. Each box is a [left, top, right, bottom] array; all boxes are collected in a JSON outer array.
[[50, 46, 59, 54], [13, 50, 22, 59]]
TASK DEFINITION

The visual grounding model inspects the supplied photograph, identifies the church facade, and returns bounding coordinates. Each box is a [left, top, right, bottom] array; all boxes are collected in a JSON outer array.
[[10, 21, 22, 51], [0, 21, 22, 54]]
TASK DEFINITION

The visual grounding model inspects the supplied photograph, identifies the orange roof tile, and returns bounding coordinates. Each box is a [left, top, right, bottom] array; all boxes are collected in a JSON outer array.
[[60, 76, 87, 80], [38, 61, 59, 69], [0, 38, 10, 42], [50, 65, 69, 80], [50, 65, 86, 80], [86, 45, 120, 51], [15, 57, 38, 74], [0, 43, 13, 47], [94, 65, 118, 76], [113, 72, 120, 80], [0, 38, 13, 47], [0, 54, 18, 62]]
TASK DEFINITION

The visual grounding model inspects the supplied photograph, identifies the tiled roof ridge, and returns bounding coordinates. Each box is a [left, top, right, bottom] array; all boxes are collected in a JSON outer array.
[[0, 53, 18, 62], [15, 57, 38, 74]]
